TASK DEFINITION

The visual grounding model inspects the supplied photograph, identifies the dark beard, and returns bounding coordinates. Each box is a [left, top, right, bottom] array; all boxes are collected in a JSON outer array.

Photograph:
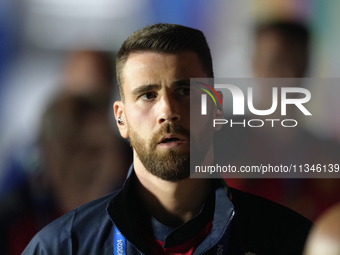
[[128, 122, 191, 182]]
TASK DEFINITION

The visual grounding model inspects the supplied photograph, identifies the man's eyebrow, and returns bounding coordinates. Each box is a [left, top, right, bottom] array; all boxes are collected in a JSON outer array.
[[172, 79, 190, 87], [132, 80, 190, 96], [132, 84, 161, 96]]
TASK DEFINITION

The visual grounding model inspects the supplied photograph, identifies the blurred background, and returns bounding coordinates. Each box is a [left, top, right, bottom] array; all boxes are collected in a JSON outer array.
[[0, 0, 340, 254]]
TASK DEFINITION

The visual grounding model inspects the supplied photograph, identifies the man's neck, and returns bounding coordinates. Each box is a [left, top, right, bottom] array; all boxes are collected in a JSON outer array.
[[133, 159, 214, 228]]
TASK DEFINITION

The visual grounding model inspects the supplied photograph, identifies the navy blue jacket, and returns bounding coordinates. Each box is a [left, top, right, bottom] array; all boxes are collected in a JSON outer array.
[[23, 167, 312, 255]]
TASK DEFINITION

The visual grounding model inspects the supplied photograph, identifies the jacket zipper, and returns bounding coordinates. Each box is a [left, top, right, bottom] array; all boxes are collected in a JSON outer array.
[[198, 210, 235, 255]]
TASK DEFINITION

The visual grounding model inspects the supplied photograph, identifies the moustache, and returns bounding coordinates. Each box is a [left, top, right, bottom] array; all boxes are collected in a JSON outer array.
[[150, 123, 190, 149]]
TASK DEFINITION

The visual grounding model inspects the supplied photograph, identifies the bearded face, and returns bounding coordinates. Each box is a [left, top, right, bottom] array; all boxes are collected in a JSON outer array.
[[127, 119, 213, 182], [114, 51, 216, 181]]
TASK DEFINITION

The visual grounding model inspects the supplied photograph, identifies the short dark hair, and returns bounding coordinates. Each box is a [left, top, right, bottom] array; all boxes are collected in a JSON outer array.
[[254, 21, 310, 77], [116, 23, 213, 100]]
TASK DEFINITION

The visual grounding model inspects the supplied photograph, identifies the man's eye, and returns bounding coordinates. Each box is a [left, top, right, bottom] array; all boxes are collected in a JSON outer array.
[[177, 88, 190, 96], [140, 92, 157, 100]]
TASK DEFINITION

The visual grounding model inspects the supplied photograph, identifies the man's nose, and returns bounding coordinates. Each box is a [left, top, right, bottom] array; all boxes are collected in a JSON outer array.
[[157, 95, 181, 124]]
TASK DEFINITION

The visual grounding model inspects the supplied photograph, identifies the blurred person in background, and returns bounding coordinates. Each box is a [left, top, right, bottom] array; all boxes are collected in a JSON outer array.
[[253, 21, 309, 79], [40, 92, 130, 212], [0, 92, 132, 255], [0, 50, 132, 255], [303, 202, 340, 255], [61, 49, 115, 95], [217, 20, 340, 221], [0, 49, 118, 197]]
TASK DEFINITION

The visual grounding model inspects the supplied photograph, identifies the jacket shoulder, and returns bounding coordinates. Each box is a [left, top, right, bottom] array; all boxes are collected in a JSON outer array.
[[22, 192, 119, 254], [228, 187, 312, 255]]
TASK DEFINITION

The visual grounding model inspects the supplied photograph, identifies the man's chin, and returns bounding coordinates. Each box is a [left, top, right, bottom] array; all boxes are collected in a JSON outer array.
[[152, 166, 191, 182], [139, 150, 191, 182]]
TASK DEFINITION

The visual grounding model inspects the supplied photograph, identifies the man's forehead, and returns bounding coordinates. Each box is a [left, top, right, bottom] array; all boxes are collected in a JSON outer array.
[[121, 51, 205, 90]]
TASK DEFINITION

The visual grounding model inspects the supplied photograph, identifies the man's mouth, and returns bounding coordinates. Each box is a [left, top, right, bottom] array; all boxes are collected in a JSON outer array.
[[160, 137, 181, 143], [159, 134, 184, 143], [158, 134, 187, 148]]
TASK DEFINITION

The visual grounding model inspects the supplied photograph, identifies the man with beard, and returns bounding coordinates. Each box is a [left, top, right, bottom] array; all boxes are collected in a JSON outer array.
[[23, 23, 312, 255]]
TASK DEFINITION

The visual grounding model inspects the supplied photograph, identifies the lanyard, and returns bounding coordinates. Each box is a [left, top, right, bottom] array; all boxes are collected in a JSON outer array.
[[113, 224, 229, 255], [114, 226, 126, 255]]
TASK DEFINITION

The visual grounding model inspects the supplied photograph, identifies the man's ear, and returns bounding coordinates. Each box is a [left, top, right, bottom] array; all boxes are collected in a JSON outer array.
[[214, 91, 224, 131], [113, 101, 129, 138]]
